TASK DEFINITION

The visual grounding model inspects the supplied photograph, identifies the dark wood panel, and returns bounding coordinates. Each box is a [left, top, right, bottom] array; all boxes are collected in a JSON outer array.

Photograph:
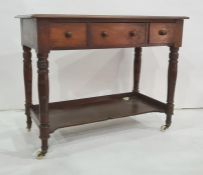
[[20, 20, 185, 51], [50, 23, 87, 49], [149, 23, 176, 44], [90, 23, 146, 47], [31, 92, 166, 132]]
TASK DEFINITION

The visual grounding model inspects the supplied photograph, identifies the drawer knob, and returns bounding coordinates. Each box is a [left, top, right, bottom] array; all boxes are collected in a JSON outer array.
[[64, 32, 72, 38], [101, 31, 108, 38], [158, 29, 167, 36], [129, 31, 137, 37]]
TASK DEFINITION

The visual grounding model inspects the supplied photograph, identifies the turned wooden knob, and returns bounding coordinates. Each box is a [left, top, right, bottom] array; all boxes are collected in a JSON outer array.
[[158, 29, 167, 36], [129, 31, 137, 37], [101, 31, 108, 38], [64, 32, 72, 38]]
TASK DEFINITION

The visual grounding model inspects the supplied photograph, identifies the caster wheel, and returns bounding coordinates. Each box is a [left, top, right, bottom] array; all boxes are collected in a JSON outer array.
[[36, 151, 46, 160], [160, 125, 170, 132]]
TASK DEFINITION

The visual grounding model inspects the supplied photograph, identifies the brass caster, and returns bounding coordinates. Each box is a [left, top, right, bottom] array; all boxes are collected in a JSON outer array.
[[123, 97, 130, 101], [36, 151, 46, 160], [160, 125, 170, 132]]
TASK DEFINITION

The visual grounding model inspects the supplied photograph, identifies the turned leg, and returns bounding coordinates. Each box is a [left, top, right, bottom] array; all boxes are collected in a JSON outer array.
[[161, 46, 179, 131], [37, 52, 50, 159], [133, 47, 142, 92], [23, 46, 32, 131]]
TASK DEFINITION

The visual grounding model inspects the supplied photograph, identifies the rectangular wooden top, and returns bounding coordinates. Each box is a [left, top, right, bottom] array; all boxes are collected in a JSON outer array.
[[16, 14, 189, 20]]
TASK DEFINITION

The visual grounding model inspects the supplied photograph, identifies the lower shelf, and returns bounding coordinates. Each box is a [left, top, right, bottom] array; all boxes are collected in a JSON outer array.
[[30, 92, 166, 133]]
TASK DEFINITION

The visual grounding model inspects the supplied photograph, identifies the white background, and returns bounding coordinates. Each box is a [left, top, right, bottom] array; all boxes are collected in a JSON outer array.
[[0, 0, 202, 110]]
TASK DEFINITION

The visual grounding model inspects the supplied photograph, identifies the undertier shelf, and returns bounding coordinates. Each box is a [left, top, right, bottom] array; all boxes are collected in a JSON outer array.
[[30, 92, 166, 133]]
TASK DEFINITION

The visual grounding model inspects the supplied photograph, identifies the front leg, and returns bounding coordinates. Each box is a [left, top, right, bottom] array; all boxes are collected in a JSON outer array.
[[161, 46, 179, 131], [37, 52, 50, 159], [23, 46, 32, 131]]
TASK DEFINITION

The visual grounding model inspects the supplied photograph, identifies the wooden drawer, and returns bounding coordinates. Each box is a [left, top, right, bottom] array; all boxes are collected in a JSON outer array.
[[50, 23, 87, 48], [149, 23, 176, 44], [90, 23, 146, 47]]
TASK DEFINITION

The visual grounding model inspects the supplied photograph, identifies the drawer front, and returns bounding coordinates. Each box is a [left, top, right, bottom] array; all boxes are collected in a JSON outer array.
[[149, 23, 176, 44], [90, 23, 146, 47], [50, 23, 87, 48]]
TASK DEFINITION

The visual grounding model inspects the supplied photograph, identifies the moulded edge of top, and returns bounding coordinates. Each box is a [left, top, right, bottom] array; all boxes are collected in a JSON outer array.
[[15, 14, 189, 20]]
